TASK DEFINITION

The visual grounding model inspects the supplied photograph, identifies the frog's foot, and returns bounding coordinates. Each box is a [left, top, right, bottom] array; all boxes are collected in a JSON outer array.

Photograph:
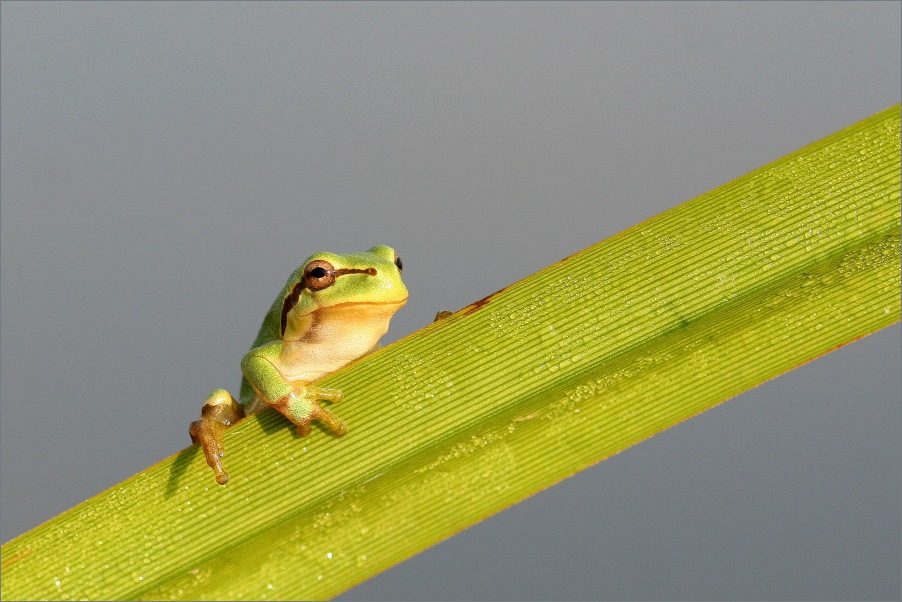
[[189, 389, 245, 485], [271, 387, 347, 439]]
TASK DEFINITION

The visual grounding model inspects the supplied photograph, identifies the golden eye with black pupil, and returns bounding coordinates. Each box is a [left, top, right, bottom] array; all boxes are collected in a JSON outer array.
[[395, 256, 403, 273], [303, 260, 336, 291]]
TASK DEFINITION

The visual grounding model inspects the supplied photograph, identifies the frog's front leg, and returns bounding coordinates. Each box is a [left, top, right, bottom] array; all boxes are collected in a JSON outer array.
[[189, 389, 245, 485], [241, 351, 347, 438], [269, 388, 348, 437]]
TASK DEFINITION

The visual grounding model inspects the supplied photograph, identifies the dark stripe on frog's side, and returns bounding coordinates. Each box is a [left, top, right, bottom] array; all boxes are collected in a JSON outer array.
[[279, 267, 377, 337]]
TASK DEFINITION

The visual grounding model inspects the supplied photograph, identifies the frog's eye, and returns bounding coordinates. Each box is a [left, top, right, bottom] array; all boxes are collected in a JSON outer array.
[[304, 260, 336, 291], [394, 256, 403, 273]]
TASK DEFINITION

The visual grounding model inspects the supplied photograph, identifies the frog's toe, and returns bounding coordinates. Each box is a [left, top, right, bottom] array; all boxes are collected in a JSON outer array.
[[190, 418, 231, 485], [309, 385, 343, 405], [313, 404, 347, 436], [292, 407, 346, 437], [214, 469, 230, 486]]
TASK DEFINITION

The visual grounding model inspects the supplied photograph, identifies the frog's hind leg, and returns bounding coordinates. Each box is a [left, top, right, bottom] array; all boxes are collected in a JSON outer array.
[[189, 389, 245, 485]]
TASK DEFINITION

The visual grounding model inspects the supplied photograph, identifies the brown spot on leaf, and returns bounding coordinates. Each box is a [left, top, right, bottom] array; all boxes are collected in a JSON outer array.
[[461, 289, 502, 315], [1, 547, 33, 570]]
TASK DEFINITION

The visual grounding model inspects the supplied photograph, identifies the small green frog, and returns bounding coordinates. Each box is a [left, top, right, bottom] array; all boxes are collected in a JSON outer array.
[[190, 245, 408, 485]]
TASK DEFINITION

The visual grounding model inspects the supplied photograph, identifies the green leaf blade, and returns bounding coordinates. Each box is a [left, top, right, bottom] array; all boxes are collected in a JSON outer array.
[[3, 106, 899, 600]]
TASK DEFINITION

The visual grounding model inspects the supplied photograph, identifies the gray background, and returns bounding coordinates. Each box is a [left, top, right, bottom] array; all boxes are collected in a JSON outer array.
[[1, 2, 899, 600]]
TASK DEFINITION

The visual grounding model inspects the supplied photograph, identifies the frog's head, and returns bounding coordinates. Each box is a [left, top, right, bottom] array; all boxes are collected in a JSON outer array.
[[279, 245, 408, 341]]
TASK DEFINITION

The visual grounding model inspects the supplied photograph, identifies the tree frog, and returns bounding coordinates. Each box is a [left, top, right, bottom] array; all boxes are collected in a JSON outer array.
[[190, 245, 408, 485]]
